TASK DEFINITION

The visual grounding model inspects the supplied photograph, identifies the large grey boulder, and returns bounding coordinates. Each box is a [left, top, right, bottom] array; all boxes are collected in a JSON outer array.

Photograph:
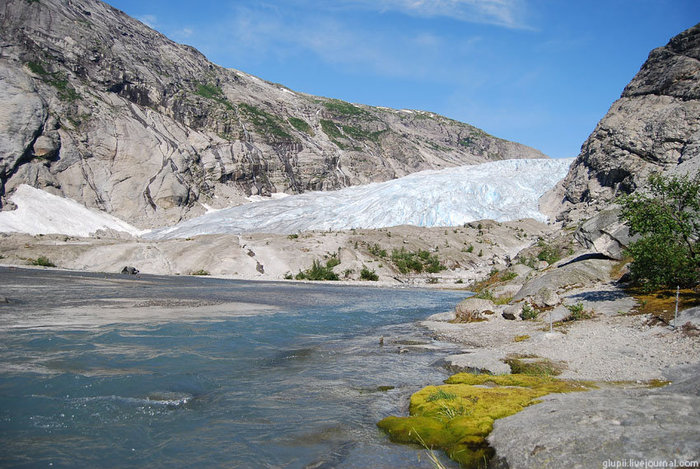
[[574, 206, 638, 260], [489, 364, 700, 468], [455, 298, 496, 321], [512, 258, 614, 302], [532, 287, 560, 308]]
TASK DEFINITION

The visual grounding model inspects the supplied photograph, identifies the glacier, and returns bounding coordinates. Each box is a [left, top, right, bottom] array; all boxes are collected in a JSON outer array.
[[146, 158, 574, 240]]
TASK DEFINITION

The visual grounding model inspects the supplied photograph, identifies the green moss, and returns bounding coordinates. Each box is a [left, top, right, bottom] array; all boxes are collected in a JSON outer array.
[[288, 117, 313, 135], [502, 356, 565, 378], [239, 103, 292, 140], [195, 82, 224, 99], [26, 61, 48, 75], [320, 119, 342, 139], [378, 373, 593, 467], [323, 99, 369, 117]]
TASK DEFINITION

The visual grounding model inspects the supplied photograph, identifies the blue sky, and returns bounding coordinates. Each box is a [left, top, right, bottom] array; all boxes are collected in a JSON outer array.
[[107, 0, 699, 159]]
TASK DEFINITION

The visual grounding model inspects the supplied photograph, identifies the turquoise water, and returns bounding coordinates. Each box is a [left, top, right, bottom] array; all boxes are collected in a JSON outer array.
[[0, 269, 467, 468]]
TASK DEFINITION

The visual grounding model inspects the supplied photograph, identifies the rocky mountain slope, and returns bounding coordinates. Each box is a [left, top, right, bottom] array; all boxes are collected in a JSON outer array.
[[0, 0, 546, 229], [543, 22, 700, 222]]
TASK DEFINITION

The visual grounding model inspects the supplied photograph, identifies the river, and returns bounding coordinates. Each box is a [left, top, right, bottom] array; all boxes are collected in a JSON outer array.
[[0, 267, 467, 468]]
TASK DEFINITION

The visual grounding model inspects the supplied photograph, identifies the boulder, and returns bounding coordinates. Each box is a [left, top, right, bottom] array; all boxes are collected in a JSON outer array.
[[547, 305, 572, 323], [455, 298, 495, 322], [510, 263, 533, 278], [574, 206, 637, 260], [512, 258, 614, 302], [120, 266, 139, 275], [532, 287, 560, 308], [489, 384, 700, 468], [502, 303, 521, 320], [491, 283, 522, 299]]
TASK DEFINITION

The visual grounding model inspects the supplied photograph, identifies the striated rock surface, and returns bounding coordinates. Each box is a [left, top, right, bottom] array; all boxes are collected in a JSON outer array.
[[0, 0, 546, 228], [543, 23, 700, 222], [488, 364, 700, 469]]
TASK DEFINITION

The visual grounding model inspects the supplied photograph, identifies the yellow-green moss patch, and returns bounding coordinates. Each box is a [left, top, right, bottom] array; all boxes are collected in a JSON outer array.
[[377, 373, 594, 468], [503, 355, 566, 377]]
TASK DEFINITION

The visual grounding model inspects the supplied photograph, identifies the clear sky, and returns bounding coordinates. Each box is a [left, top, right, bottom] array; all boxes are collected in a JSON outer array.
[[106, 0, 699, 159]]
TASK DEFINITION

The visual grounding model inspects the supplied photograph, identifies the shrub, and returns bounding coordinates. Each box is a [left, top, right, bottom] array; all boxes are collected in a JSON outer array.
[[239, 103, 292, 140], [368, 243, 387, 258], [360, 266, 379, 281], [520, 303, 538, 320], [295, 258, 339, 281], [390, 248, 446, 274], [536, 240, 561, 264], [31, 256, 56, 267], [190, 269, 210, 276], [619, 173, 700, 290], [565, 302, 593, 321]]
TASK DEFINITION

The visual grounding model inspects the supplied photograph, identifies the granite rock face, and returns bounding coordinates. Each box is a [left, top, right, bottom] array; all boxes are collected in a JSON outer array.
[[488, 364, 700, 469], [0, 0, 546, 228], [543, 23, 700, 222]]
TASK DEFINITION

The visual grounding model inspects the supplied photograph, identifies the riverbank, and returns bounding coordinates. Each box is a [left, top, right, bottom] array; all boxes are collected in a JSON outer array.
[[0, 218, 551, 287], [416, 277, 700, 467]]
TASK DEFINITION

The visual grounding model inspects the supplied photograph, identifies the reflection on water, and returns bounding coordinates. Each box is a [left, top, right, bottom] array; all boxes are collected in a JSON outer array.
[[0, 268, 466, 468]]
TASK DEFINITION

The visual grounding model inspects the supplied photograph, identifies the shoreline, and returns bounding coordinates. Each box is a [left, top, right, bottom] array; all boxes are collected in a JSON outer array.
[[409, 281, 700, 467]]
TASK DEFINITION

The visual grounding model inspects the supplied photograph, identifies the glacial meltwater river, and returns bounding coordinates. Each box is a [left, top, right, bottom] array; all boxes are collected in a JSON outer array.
[[0, 267, 468, 468]]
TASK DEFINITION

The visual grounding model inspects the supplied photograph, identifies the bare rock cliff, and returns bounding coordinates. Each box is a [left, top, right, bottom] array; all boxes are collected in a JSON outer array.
[[0, 0, 546, 228], [543, 23, 700, 222]]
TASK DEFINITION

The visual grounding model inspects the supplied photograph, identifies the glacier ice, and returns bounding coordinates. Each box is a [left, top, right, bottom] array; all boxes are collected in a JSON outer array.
[[146, 158, 574, 240]]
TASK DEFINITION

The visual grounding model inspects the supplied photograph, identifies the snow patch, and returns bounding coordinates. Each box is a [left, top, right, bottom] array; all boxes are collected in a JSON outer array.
[[0, 185, 145, 237], [146, 158, 574, 240]]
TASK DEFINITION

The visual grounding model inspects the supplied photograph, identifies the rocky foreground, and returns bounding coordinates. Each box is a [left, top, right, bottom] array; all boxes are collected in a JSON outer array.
[[419, 252, 700, 468]]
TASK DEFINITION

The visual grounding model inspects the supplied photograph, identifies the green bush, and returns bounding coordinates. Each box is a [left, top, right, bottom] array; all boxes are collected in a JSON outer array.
[[520, 303, 538, 320], [368, 243, 387, 258], [295, 258, 339, 281], [31, 256, 56, 267], [191, 269, 210, 276], [536, 240, 561, 264], [619, 173, 700, 290], [390, 248, 446, 274], [360, 266, 379, 281], [565, 302, 592, 321]]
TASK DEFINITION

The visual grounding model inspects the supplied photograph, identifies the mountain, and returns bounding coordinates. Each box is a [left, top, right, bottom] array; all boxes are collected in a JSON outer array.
[[0, 0, 546, 229], [542, 23, 700, 221]]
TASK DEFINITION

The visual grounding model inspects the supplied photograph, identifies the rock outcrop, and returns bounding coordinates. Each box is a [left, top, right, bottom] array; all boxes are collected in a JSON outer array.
[[488, 364, 700, 469], [543, 23, 700, 222], [0, 0, 546, 228]]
